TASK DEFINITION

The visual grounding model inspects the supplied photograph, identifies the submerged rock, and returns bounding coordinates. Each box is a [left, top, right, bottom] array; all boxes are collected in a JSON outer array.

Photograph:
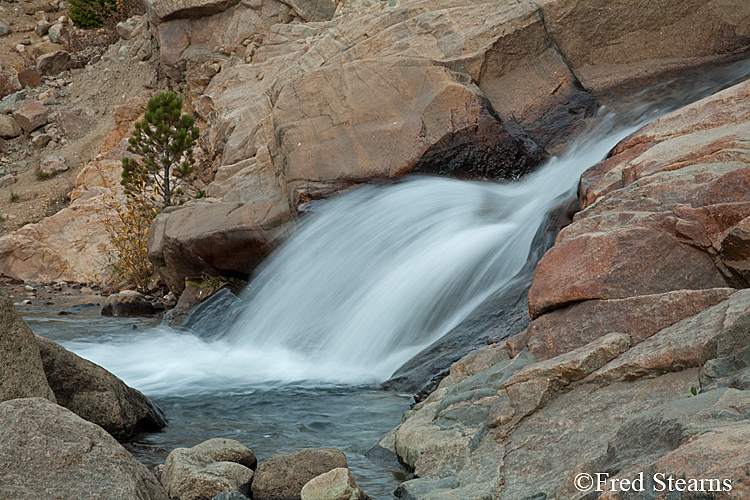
[[0, 397, 169, 500]]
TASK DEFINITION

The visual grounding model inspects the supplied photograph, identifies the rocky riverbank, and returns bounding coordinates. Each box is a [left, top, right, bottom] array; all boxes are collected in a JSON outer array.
[[379, 74, 750, 500], [0, 283, 377, 500]]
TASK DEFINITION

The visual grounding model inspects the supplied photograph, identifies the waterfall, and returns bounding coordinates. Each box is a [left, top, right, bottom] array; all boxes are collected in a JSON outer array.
[[59, 59, 750, 396], [220, 119, 639, 378]]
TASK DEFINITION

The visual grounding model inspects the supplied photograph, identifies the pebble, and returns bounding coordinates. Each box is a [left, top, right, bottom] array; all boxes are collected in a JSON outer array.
[[39, 89, 57, 100]]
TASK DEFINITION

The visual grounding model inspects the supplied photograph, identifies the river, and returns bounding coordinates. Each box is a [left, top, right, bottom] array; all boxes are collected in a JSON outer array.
[[18, 56, 750, 498]]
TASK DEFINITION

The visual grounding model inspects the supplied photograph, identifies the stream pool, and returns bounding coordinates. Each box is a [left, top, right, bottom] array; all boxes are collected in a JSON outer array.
[[19, 294, 411, 499]]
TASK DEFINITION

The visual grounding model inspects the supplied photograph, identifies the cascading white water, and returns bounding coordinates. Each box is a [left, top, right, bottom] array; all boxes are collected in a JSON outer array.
[[219, 119, 644, 377], [61, 58, 750, 396], [63, 115, 644, 395]]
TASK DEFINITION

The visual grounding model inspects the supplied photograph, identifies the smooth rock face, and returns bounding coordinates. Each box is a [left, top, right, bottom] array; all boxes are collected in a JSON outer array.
[[13, 99, 48, 132], [161, 438, 256, 500], [0, 191, 118, 283], [542, 0, 750, 91], [526, 288, 735, 361], [147, 202, 292, 293], [143, 0, 750, 290], [390, 292, 750, 500], [36, 334, 168, 441], [252, 448, 348, 500], [101, 290, 157, 317], [0, 287, 56, 403], [0, 398, 169, 500], [588, 290, 750, 384], [300, 468, 369, 500], [529, 79, 750, 320], [263, 60, 533, 184]]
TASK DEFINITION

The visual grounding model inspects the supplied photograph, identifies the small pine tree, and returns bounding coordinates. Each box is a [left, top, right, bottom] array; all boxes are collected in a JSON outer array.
[[122, 92, 200, 209], [100, 92, 200, 290]]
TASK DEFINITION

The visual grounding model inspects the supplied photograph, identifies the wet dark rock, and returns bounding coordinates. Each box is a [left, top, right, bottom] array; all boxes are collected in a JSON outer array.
[[36, 334, 168, 440], [177, 287, 243, 336], [102, 290, 157, 317]]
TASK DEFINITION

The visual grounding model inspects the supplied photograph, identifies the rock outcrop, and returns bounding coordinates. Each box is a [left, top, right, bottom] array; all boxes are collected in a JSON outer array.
[[139, 0, 750, 291], [2, 0, 749, 289], [0, 397, 169, 500], [0, 153, 127, 283], [0, 189, 120, 283], [528, 78, 750, 349], [390, 291, 750, 499], [0, 287, 56, 403]]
